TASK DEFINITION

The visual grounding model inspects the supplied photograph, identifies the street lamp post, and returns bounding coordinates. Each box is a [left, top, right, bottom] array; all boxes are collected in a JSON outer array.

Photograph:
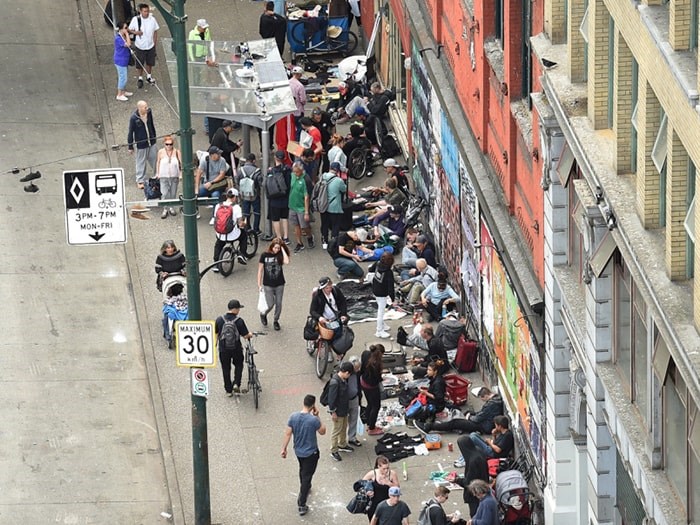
[[149, 1, 211, 523]]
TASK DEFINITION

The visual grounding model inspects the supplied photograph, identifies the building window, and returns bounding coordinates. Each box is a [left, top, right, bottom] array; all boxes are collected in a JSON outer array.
[[685, 162, 696, 278], [607, 16, 615, 129], [495, 0, 504, 46], [664, 361, 688, 512], [579, 3, 589, 44], [652, 111, 668, 227], [690, 398, 700, 522], [569, 172, 582, 276], [614, 254, 632, 387], [692, 0, 699, 51], [631, 58, 638, 174]]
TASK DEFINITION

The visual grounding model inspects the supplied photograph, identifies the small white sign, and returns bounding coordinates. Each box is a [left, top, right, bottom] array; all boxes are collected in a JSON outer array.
[[191, 368, 210, 397], [62, 169, 127, 245], [176, 321, 217, 367]]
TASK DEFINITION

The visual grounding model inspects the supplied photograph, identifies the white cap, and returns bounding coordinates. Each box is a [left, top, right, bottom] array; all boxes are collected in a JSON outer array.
[[226, 188, 239, 198], [291, 66, 304, 75], [383, 158, 399, 168], [196, 19, 209, 28]]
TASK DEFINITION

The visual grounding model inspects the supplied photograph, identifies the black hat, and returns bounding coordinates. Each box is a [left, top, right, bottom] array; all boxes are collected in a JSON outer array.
[[318, 276, 332, 287], [208, 146, 223, 155], [227, 299, 244, 309], [340, 362, 354, 373], [274, 150, 286, 160]]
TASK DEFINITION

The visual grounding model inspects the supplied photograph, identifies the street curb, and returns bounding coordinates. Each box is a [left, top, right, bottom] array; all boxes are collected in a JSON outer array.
[[77, 0, 185, 522]]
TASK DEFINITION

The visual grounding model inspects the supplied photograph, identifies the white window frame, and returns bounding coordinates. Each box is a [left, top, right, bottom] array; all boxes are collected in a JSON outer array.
[[579, 6, 589, 44], [652, 113, 668, 174], [684, 196, 696, 243]]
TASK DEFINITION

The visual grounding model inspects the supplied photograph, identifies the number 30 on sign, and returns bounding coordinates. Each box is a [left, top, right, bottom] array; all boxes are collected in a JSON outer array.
[[176, 321, 217, 367]]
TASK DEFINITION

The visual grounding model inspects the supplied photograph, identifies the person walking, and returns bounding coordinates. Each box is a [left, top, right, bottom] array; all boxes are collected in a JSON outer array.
[[346, 356, 362, 447], [235, 153, 263, 234], [328, 361, 355, 461], [259, 1, 287, 56], [127, 100, 157, 189], [213, 189, 248, 270], [289, 66, 306, 139], [369, 486, 410, 525], [288, 161, 314, 253], [422, 486, 461, 525], [155, 239, 186, 291], [187, 18, 211, 62], [113, 21, 133, 101], [281, 394, 326, 516], [455, 436, 489, 517], [322, 162, 347, 243], [155, 135, 181, 218], [257, 238, 290, 331], [215, 299, 252, 395], [466, 480, 498, 525], [360, 344, 385, 436], [327, 134, 347, 171], [266, 151, 292, 243], [362, 455, 400, 522], [371, 251, 395, 339], [128, 3, 159, 88]]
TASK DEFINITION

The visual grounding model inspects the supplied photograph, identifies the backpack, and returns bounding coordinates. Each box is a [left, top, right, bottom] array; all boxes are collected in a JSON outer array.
[[238, 165, 260, 202], [214, 205, 235, 234], [319, 377, 332, 406], [145, 177, 161, 200], [219, 316, 240, 349], [417, 500, 440, 525], [326, 237, 338, 257], [265, 167, 289, 199], [311, 174, 335, 213], [380, 134, 402, 159]]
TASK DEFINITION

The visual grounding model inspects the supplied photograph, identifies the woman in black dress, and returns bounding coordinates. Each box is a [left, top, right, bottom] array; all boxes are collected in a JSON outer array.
[[360, 344, 385, 435], [361, 455, 400, 521]]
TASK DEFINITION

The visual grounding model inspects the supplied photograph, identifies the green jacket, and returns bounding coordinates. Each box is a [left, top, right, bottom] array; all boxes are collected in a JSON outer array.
[[187, 27, 212, 61]]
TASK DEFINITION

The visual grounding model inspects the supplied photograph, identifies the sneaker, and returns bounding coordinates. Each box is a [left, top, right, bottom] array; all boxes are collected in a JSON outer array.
[[147, 76, 156, 85], [240, 386, 249, 393], [336, 271, 345, 280], [298, 505, 308, 516], [260, 313, 268, 326], [169, 207, 177, 216], [226, 391, 233, 397], [327, 351, 334, 362], [124, 91, 134, 97], [330, 452, 342, 462], [294, 243, 304, 253], [196, 211, 201, 219], [283, 237, 291, 245], [322, 242, 328, 250], [413, 420, 430, 434], [375, 331, 391, 339], [307, 236, 315, 249], [274, 321, 281, 331], [237, 254, 247, 265], [348, 439, 362, 447], [453, 455, 466, 469], [209, 217, 215, 225], [212, 267, 220, 273], [116, 95, 129, 101], [367, 427, 384, 436], [338, 445, 354, 453], [137, 77, 144, 88], [161, 208, 168, 219], [232, 386, 240, 394]]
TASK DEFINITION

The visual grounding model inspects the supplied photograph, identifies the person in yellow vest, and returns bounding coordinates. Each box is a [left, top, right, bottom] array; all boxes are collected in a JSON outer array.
[[187, 19, 212, 62]]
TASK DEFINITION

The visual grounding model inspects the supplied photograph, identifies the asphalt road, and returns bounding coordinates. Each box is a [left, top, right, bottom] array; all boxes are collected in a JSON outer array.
[[0, 0, 486, 523]]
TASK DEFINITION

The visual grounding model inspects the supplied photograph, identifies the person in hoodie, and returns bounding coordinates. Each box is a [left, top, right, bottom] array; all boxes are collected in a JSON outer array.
[[323, 162, 348, 242], [371, 251, 395, 339], [435, 306, 468, 351]]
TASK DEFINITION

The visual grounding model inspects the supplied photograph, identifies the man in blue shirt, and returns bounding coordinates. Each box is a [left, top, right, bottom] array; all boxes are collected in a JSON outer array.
[[281, 394, 327, 516]]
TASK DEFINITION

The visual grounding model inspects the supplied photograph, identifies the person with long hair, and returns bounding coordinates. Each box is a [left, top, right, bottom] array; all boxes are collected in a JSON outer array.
[[360, 344, 385, 436], [155, 135, 182, 218], [362, 455, 400, 521], [155, 239, 185, 291], [420, 360, 447, 415], [327, 134, 347, 171], [371, 251, 395, 339], [113, 21, 133, 101], [257, 237, 290, 331], [455, 435, 489, 517]]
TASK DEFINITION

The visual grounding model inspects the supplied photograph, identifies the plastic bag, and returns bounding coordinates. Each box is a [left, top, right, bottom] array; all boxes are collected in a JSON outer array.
[[357, 417, 365, 436], [257, 290, 268, 314]]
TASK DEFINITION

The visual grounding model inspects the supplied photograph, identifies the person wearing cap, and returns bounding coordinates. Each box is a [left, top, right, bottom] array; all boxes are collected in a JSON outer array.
[[210, 120, 242, 169], [213, 189, 248, 269], [267, 151, 292, 243], [382, 158, 410, 195], [288, 161, 315, 253], [404, 234, 437, 270], [311, 107, 335, 172], [259, 1, 287, 56], [187, 18, 212, 62], [421, 274, 461, 321], [309, 277, 348, 334], [320, 162, 347, 246], [281, 394, 326, 516], [235, 153, 263, 234], [328, 361, 355, 462], [345, 356, 363, 448], [371, 204, 406, 239], [195, 146, 230, 222], [370, 485, 411, 525], [214, 299, 252, 395], [289, 66, 306, 140]]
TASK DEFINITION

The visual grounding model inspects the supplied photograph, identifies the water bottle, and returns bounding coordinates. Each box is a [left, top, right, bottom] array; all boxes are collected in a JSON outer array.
[[402, 461, 407, 480]]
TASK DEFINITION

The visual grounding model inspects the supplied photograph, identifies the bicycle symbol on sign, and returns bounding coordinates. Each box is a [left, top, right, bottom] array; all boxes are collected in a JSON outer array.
[[98, 198, 117, 209]]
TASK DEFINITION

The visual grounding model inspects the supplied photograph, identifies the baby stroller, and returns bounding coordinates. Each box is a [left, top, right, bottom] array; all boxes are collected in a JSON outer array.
[[495, 469, 532, 525], [162, 275, 188, 349]]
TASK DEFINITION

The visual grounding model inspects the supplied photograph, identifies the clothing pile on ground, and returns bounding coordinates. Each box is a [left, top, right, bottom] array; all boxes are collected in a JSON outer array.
[[374, 432, 424, 462]]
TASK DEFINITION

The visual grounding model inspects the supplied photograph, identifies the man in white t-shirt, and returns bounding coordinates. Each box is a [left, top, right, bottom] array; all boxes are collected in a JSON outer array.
[[213, 188, 248, 272], [128, 3, 160, 88]]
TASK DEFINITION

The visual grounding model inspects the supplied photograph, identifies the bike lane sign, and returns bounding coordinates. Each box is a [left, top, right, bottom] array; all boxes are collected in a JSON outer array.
[[176, 321, 217, 367], [62, 169, 127, 245]]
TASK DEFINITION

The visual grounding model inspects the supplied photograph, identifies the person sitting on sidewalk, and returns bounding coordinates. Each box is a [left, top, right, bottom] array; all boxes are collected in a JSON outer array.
[[329, 230, 365, 279], [371, 204, 406, 240], [399, 258, 438, 304], [420, 274, 460, 321], [469, 415, 514, 459], [435, 306, 468, 351], [411, 325, 448, 378]]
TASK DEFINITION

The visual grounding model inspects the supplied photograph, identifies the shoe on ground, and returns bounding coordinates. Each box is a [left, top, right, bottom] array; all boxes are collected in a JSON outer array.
[[274, 321, 281, 331], [307, 236, 315, 249], [237, 254, 247, 265], [196, 211, 201, 219], [322, 242, 328, 250], [212, 267, 220, 273], [137, 78, 144, 88], [367, 427, 384, 436], [147, 76, 156, 84], [209, 217, 215, 225], [169, 207, 176, 216], [260, 313, 268, 326], [232, 386, 240, 394], [124, 91, 134, 96], [116, 95, 129, 101], [330, 452, 342, 462], [240, 386, 249, 393], [336, 271, 345, 280], [294, 243, 304, 253], [226, 391, 233, 397], [348, 439, 362, 447], [298, 505, 308, 516], [454, 455, 466, 468], [327, 351, 334, 362], [338, 445, 354, 453], [161, 208, 168, 219], [375, 330, 391, 339], [283, 237, 291, 245], [414, 420, 430, 434]]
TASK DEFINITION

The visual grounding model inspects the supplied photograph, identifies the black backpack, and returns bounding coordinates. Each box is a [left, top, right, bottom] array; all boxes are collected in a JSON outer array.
[[319, 377, 332, 406], [265, 166, 289, 198], [219, 316, 240, 348]]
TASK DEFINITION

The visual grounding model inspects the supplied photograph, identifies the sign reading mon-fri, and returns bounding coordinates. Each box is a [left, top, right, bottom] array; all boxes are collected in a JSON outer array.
[[62, 169, 127, 245], [176, 321, 217, 368]]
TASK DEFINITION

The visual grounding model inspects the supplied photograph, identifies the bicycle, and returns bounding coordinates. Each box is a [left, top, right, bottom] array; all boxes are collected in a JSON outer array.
[[306, 320, 345, 379], [217, 226, 259, 277], [291, 17, 358, 57], [244, 331, 266, 409]]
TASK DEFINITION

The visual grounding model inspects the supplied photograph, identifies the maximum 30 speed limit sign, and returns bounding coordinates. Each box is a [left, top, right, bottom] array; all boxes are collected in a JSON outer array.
[[176, 321, 217, 367]]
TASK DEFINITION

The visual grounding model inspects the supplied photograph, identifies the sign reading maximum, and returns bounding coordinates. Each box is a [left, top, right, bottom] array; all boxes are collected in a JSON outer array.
[[176, 321, 217, 367]]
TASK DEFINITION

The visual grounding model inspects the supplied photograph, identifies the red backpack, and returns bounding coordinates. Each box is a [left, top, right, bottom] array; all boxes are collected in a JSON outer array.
[[214, 205, 235, 234]]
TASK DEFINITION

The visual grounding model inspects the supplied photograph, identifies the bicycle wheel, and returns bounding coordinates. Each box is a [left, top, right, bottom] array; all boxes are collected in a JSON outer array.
[[348, 147, 367, 180], [315, 340, 329, 378], [291, 20, 308, 52], [218, 244, 235, 276], [306, 338, 317, 356], [374, 117, 385, 150], [245, 229, 259, 258], [343, 31, 359, 55], [252, 369, 261, 409]]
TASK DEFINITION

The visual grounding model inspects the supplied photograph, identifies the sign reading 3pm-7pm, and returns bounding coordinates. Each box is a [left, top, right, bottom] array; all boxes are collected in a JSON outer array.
[[62, 169, 127, 245]]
